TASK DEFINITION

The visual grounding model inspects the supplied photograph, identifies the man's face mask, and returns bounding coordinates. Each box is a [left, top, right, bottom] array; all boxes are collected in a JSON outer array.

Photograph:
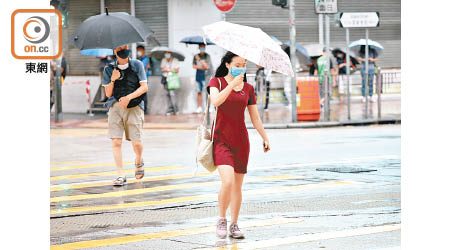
[[137, 51, 143, 57], [199, 47, 206, 53], [164, 53, 171, 59], [116, 49, 130, 59]]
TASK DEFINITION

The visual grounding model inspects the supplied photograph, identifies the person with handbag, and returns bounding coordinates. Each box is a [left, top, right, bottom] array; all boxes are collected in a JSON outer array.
[[102, 45, 148, 186], [161, 51, 180, 115], [206, 51, 271, 239]]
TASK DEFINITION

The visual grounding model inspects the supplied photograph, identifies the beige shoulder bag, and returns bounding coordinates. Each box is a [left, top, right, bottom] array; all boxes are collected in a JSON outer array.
[[194, 78, 222, 174]]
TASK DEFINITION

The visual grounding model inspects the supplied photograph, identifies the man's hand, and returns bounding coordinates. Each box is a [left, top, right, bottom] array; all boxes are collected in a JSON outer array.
[[118, 96, 131, 109], [111, 69, 121, 82]]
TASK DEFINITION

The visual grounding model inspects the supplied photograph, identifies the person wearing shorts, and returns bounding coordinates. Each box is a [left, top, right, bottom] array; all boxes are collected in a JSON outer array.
[[193, 43, 212, 113], [103, 45, 148, 186], [207, 51, 271, 239]]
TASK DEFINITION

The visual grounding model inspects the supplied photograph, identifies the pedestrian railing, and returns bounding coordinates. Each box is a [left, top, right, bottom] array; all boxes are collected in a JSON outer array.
[[245, 69, 400, 123]]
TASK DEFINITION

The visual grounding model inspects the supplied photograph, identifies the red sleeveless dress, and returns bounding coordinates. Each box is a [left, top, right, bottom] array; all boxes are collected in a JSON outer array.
[[207, 77, 257, 174]]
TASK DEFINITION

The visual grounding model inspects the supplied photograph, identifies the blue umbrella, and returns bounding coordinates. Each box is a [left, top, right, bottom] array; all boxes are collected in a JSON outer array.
[[269, 35, 283, 46], [349, 39, 384, 56], [283, 41, 310, 58], [81, 48, 114, 57], [180, 35, 215, 45]]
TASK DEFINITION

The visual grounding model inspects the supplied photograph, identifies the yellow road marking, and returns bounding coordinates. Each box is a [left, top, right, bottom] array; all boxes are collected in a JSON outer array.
[[50, 129, 107, 137], [50, 217, 304, 250], [51, 175, 303, 203], [50, 166, 183, 181], [50, 172, 213, 192], [51, 180, 362, 214], [51, 161, 87, 166], [51, 162, 134, 171], [194, 224, 401, 250]]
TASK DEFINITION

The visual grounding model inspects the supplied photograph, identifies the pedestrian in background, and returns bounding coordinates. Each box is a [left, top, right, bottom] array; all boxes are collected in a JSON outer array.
[[99, 55, 113, 102], [207, 51, 271, 239], [255, 65, 272, 111], [137, 45, 150, 114], [335, 51, 353, 104], [161, 51, 180, 115], [309, 57, 318, 76], [102, 45, 148, 186], [192, 43, 212, 114], [315, 48, 335, 105], [357, 46, 378, 103]]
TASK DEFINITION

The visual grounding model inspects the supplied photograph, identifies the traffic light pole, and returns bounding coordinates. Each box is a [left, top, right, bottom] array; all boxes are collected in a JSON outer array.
[[346, 28, 351, 120], [289, 0, 297, 123], [54, 58, 63, 123], [324, 14, 331, 121]]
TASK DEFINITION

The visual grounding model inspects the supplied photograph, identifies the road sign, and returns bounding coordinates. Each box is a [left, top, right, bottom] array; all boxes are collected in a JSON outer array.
[[314, 0, 338, 14], [214, 0, 236, 13], [339, 12, 380, 28]]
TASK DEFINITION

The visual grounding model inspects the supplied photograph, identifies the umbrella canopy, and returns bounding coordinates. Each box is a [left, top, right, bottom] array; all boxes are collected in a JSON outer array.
[[331, 48, 359, 65], [270, 35, 283, 46], [149, 46, 185, 61], [180, 35, 215, 45], [202, 21, 293, 77], [348, 39, 384, 56], [282, 41, 311, 65], [69, 10, 153, 50], [303, 43, 327, 58], [81, 48, 114, 57]]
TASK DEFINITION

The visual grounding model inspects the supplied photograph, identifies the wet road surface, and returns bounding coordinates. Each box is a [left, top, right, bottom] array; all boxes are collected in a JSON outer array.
[[50, 125, 400, 249]]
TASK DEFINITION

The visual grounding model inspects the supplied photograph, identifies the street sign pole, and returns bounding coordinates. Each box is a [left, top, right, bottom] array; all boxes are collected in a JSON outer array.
[[364, 28, 369, 119], [338, 12, 380, 120], [289, 0, 297, 122], [345, 28, 351, 120], [314, 0, 337, 122], [324, 14, 331, 121], [319, 14, 324, 44]]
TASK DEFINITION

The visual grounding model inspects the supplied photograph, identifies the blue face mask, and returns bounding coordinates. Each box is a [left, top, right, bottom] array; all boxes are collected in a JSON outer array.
[[230, 67, 246, 77]]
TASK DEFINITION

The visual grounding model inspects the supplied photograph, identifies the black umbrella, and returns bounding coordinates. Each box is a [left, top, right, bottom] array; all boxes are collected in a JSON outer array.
[[69, 8, 153, 50], [332, 48, 359, 66], [180, 36, 215, 45]]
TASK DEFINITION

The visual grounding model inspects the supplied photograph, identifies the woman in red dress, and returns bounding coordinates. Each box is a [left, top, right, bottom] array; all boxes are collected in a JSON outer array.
[[207, 51, 271, 239]]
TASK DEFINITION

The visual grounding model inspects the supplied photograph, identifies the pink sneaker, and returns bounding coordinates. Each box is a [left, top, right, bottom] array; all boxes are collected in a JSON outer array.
[[229, 222, 245, 239], [216, 218, 227, 239]]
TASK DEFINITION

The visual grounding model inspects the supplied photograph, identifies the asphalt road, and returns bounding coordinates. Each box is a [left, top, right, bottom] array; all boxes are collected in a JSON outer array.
[[50, 124, 400, 250]]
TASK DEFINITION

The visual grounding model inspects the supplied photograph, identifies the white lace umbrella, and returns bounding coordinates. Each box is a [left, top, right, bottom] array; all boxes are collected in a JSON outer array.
[[202, 21, 294, 77]]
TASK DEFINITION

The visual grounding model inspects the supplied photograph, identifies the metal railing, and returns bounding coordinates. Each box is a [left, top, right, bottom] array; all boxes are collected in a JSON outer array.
[[245, 69, 400, 123]]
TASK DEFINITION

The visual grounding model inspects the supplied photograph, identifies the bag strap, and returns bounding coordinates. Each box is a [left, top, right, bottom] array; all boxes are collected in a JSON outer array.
[[203, 78, 222, 141]]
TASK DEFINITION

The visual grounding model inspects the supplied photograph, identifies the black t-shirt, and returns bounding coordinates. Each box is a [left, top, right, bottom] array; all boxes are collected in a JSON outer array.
[[336, 58, 346, 74]]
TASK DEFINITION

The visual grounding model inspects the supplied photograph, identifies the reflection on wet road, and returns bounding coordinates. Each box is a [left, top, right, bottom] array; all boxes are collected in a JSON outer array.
[[51, 125, 400, 249]]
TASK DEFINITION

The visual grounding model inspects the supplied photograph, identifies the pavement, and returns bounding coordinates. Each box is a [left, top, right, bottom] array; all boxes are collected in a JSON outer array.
[[50, 125, 401, 249], [50, 94, 400, 130]]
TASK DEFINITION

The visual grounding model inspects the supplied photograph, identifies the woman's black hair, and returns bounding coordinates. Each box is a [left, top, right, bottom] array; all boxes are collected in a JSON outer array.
[[214, 51, 247, 82]]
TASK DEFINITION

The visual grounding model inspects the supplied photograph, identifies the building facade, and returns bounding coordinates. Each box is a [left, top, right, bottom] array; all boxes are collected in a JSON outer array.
[[63, 0, 400, 76]]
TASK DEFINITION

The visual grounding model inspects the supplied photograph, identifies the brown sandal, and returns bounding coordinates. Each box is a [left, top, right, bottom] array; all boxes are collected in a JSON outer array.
[[135, 158, 144, 179]]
